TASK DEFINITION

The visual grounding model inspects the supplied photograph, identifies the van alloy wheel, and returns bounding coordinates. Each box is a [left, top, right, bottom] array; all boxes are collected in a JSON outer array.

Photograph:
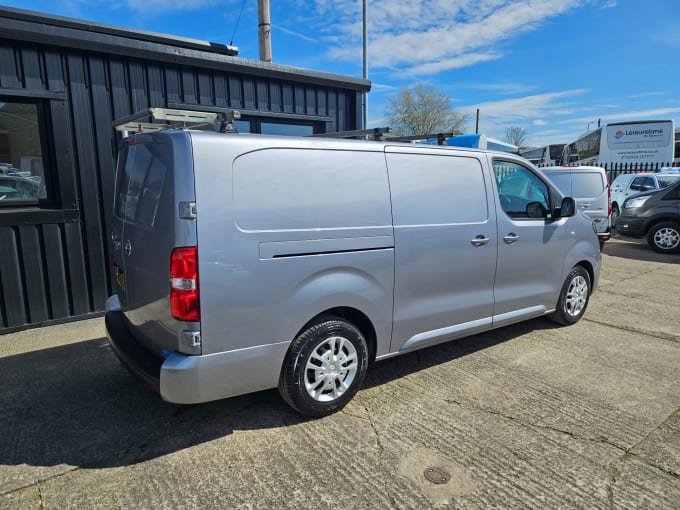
[[279, 316, 368, 418], [647, 222, 680, 253], [565, 275, 588, 318], [304, 335, 359, 402], [549, 266, 591, 326]]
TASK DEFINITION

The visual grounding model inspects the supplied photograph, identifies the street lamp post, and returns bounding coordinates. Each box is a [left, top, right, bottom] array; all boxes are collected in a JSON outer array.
[[363, 0, 367, 129]]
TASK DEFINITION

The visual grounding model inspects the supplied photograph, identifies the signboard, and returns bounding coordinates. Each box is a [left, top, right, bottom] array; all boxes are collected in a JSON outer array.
[[605, 121, 674, 164]]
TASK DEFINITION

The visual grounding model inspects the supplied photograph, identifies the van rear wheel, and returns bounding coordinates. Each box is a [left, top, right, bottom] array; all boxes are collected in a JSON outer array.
[[549, 266, 590, 326], [279, 316, 368, 418]]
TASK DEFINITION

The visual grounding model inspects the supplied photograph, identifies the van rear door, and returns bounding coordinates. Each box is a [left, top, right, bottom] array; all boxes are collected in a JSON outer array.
[[112, 135, 177, 337], [571, 169, 609, 231]]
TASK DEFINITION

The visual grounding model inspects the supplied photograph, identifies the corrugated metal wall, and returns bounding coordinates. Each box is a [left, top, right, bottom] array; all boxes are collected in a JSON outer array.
[[0, 39, 361, 332]]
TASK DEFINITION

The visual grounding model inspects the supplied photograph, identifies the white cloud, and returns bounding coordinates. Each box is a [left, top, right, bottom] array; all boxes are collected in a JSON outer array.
[[628, 92, 664, 99], [561, 107, 680, 125], [273, 25, 318, 43], [125, 0, 229, 14], [461, 89, 589, 121], [533, 119, 547, 126], [464, 83, 539, 95], [315, 0, 584, 76], [403, 52, 501, 75]]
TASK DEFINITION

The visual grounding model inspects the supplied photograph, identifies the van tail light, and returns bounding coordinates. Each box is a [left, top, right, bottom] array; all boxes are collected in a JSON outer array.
[[170, 246, 200, 321]]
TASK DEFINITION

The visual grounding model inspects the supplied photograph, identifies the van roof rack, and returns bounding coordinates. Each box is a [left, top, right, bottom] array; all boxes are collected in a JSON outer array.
[[313, 128, 456, 145], [313, 127, 392, 140], [385, 132, 456, 145], [113, 107, 241, 134]]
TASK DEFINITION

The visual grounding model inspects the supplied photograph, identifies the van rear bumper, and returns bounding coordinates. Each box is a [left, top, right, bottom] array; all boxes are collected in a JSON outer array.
[[106, 305, 291, 405], [159, 340, 291, 404], [105, 310, 162, 393]]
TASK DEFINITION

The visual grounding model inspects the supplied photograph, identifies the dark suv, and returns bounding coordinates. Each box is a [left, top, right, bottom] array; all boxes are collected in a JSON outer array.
[[615, 179, 680, 253]]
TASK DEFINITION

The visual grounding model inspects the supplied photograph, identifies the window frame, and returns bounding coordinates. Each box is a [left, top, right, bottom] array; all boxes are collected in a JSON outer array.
[[0, 96, 54, 208], [492, 159, 553, 220]]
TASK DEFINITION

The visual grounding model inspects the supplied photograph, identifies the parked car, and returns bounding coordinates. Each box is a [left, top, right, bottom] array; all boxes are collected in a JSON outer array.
[[615, 178, 680, 253], [610, 172, 680, 224], [106, 129, 601, 417], [540, 166, 610, 249], [0, 174, 40, 200]]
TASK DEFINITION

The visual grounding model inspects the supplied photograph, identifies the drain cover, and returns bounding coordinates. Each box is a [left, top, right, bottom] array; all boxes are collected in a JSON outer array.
[[424, 466, 450, 485]]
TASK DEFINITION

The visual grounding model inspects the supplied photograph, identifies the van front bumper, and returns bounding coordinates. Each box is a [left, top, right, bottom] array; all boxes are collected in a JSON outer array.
[[614, 215, 645, 239]]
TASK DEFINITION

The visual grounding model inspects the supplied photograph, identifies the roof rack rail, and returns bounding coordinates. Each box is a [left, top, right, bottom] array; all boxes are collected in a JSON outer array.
[[313, 127, 392, 140], [384, 132, 456, 145], [113, 107, 241, 134]]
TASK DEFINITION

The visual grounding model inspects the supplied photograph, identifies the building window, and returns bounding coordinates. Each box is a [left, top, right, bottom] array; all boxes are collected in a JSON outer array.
[[260, 121, 314, 136], [233, 119, 252, 133], [0, 100, 47, 204]]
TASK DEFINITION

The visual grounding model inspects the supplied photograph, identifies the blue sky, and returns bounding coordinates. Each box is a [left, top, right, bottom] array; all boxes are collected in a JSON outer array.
[[6, 0, 680, 147]]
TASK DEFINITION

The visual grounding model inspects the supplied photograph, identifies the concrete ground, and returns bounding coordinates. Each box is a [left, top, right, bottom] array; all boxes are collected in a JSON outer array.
[[1, 236, 678, 509]]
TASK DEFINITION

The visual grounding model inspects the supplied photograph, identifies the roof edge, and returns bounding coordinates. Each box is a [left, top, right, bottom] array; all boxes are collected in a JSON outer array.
[[0, 5, 371, 92]]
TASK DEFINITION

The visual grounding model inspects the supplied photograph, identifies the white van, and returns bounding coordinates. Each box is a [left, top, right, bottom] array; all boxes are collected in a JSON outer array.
[[610, 172, 680, 224], [106, 130, 601, 417], [540, 166, 610, 249]]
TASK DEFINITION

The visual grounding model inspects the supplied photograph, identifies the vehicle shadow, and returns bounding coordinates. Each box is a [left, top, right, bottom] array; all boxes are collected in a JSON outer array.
[[0, 317, 560, 471], [603, 236, 680, 263]]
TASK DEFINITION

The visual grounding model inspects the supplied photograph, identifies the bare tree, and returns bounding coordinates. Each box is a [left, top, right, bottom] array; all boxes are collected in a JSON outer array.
[[386, 84, 468, 136], [505, 126, 528, 148]]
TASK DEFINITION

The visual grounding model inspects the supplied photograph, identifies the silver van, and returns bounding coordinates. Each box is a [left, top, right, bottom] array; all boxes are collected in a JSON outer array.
[[540, 166, 611, 249], [106, 130, 601, 417]]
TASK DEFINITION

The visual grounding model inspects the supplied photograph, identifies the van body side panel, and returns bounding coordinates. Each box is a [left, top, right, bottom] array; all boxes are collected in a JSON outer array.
[[192, 137, 394, 363], [385, 149, 497, 353]]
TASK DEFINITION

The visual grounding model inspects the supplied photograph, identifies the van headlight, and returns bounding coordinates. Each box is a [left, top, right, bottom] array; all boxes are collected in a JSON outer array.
[[623, 196, 651, 209]]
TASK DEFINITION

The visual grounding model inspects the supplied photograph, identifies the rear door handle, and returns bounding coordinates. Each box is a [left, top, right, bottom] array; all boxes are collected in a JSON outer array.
[[503, 233, 520, 244], [580, 203, 591, 208], [470, 235, 491, 246]]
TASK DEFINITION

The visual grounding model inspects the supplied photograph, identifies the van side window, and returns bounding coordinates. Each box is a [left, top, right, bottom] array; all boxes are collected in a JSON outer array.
[[114, 143, 167, 228], [493, 161, 549, 219], [572, 172, 604, 197]]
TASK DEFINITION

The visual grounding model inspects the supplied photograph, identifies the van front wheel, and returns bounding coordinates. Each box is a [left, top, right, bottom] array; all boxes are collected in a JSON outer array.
[[647, 222, 680, 253], [279, 316, 368, 418], [549, 266, 590, 326]]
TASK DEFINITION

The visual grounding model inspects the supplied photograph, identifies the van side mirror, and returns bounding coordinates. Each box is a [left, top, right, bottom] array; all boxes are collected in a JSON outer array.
[[554, 197, 576, 219], [526, 201, 547, 218]]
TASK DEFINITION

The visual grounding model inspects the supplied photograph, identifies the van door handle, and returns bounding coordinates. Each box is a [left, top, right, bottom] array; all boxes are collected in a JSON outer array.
[[580, 203, 591, 208], [125, 240, 132, 256], [470, 235, 491, 246], [503, 233, 520, 244]]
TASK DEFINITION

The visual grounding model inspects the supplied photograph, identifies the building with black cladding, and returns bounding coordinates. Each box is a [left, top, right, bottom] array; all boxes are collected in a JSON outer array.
[[0, 6, 369, 332]]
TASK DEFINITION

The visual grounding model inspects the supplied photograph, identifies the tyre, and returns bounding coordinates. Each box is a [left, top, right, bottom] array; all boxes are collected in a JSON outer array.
[[611, 204, 620, 227], [549, 266, 591, 326], [646, 222, 680, 254], [279, 316, 368, 418]]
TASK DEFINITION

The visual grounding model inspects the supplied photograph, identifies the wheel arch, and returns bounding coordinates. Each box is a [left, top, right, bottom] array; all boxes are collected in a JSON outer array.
[[642, 215, 680, 236], [575, 260, 595, 295], [294, 307, 378, 363]]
